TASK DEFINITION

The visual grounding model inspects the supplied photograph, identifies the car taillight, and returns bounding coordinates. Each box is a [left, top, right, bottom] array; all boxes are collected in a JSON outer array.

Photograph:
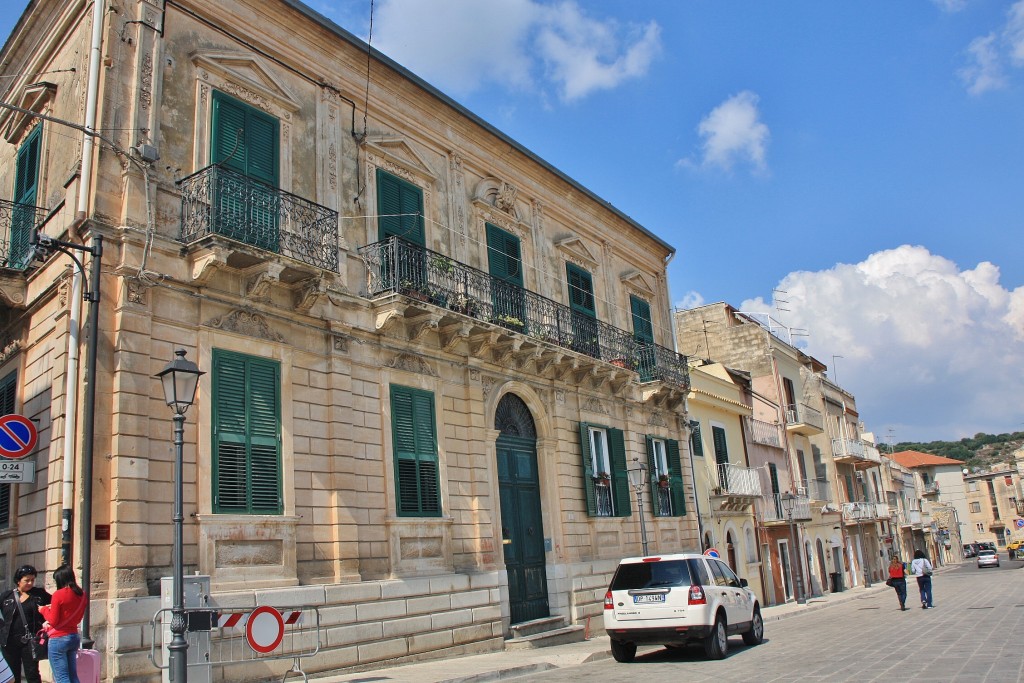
[[688, 584, 706, 605], [604, 591, 614, 609]]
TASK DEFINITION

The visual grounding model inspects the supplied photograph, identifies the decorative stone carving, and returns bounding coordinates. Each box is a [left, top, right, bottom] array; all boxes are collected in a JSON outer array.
[[481, 375, 497, 402], [125, 278, 147, 305], [495, 182, 518, 213], [469, 369, 481, 382], [0, 339, 20, 366], [648, 411, 667, 428], [583, 397, 608, 415], [384, 352, 438, 377], [294, 277, 325, 312], [332, 334, 349, 353], [139, 54, 153, 110], [555, 389, 565, 405], [204, 309, 285, 343]]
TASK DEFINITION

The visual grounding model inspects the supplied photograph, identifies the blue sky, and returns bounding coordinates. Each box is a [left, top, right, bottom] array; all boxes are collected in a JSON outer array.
[[4, 1, 1024, 443]]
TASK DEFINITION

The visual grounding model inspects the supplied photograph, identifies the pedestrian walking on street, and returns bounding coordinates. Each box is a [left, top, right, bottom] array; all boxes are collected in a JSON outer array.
[[911, 549, 934, 609], [0, 565, 52, 683], [887, 556, 908, 610], [39, 565, 87, 683]]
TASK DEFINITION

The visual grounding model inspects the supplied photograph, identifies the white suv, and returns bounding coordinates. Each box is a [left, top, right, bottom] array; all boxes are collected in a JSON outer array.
[[603, 552, 763, 662]]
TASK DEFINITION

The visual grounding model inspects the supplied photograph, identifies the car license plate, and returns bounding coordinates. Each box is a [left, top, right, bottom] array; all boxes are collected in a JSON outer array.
[[633, 594, 665, 604]]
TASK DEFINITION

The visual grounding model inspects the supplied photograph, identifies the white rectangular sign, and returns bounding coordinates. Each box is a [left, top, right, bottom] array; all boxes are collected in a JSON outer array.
[[0, 459, 35, 483]]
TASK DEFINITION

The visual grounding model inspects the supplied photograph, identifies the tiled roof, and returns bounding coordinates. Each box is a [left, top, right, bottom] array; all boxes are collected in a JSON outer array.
[[889, 450, 965, 468]]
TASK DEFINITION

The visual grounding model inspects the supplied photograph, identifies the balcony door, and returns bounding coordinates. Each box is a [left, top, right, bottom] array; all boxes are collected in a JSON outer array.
[[630, 295, 655, 380], [486, 223, 525, 331], [566, 263, 599, 357], [377, 169, 425, 292], [211, 91, 280, 252], [10, 125, 41, 269]]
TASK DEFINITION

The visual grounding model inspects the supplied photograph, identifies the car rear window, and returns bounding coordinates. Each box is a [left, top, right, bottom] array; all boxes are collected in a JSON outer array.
[[610, 560, 693, 590], [979, 550, 995, 556]]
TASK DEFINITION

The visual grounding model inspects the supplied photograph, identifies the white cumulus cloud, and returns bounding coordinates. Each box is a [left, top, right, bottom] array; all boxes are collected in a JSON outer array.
[[367, 0, 661, 102], [690, 91, 770, 173], [739, 246, 1024, 441]]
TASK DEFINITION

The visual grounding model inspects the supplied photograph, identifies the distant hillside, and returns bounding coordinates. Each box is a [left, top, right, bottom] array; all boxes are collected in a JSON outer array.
[[892, 432, 1024, 471]]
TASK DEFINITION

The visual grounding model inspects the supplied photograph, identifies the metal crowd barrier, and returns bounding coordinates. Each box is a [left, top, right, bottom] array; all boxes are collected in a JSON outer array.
[[150, 604, 322, 682]]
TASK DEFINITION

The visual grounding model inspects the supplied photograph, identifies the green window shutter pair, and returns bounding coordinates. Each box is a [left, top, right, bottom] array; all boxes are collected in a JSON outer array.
[[486, 223, 522, 285], [10, 126, 42, 268], [212, 350, 282, 514], [211, 91, 279, 185], [377, 169, 425, 245], [646, 436, 685, 517], [566, 264, 595, 317], [630, 296, 653, 343], [391, 385, 441, 516], [578, 422, 630, 517], [0, 371, 15, 529]]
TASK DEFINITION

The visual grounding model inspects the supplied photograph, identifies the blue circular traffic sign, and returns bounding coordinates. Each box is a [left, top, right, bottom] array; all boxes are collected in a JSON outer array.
[[704, 547, 720, 558], [0, 414, 38, 459], [1016, 518, 1024, 529]]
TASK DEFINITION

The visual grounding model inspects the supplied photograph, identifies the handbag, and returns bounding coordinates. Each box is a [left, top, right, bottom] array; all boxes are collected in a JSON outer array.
[[13, 594, 47, 660], [885, 577, 894, 587]]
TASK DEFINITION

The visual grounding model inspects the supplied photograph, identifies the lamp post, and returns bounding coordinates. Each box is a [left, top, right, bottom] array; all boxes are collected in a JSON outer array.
[[627, 458, 650, 556], [780, 492, 807, 604], [155, 349, 204, 683]]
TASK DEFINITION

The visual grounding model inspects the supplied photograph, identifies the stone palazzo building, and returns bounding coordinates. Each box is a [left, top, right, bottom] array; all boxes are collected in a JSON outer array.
[[0, 0, 698, 679]]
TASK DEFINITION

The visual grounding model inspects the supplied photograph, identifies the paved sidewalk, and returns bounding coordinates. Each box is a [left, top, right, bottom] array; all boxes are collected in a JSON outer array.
[[311, 569, 950, 683]]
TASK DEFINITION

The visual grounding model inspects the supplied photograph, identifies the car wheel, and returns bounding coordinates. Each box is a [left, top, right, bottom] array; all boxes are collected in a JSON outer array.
[[742, 607, 764, 646], [703, 612, 728, 660], [610, 639, 637, 663]]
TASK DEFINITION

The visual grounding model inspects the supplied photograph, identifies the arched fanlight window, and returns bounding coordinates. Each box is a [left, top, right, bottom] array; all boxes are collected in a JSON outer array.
[[494, 393, 536, 438]]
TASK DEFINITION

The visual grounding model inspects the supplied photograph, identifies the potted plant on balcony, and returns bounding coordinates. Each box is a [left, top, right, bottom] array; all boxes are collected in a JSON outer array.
[[594, 471, 611, 486], [430, 254, 456, 276], [493, 314, 525, 332], [399, 279, 429, 302], [658, 474, 671, 489]]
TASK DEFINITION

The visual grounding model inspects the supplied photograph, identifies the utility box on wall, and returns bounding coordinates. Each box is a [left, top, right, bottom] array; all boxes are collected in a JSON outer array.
[[160, 575, 212, 683]]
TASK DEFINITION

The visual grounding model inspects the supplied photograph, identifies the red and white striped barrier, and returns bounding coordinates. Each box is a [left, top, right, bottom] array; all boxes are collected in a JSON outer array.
[[216, 609, 303, 630]]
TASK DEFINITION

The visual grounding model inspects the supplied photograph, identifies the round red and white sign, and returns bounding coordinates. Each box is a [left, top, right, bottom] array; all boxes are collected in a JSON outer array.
[[0, 414, 38, 459], [245, 605, 284, 654]]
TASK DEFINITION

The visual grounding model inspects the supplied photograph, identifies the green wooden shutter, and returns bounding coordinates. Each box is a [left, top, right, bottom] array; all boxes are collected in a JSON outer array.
[[579, 422, 597, 516], [608, 428, 630, 517], [212, 350, 282, 514], [690, 423, 704, 457], [566, 263, 595, 317], [630, 295, 653, 343], [391, 385, 440, 516], [211, 91, 279, 184], [666, 439, 685, 516], [712, 426, 728, 465], [11, 126, 41, 268], [377, 169, 424, 245], [0, 371, 15, 529], [486, 223, 522, 285]]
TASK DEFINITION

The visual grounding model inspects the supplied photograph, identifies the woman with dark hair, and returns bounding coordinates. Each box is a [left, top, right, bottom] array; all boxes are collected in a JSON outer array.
[[40, 565, 87, 683], [911, 549, 935, 609], [0, 565, 51, 683]]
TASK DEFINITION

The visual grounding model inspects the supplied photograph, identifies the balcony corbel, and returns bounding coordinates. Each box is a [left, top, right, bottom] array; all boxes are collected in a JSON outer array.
[[375, 305, 407, 334], [440, 321, 472, 353], [188, 244, 228, 286], [293, 275, 329, 312], [246, 262, 286, 300], [408, 312, 443, 343], [469, 330, 500, 357]]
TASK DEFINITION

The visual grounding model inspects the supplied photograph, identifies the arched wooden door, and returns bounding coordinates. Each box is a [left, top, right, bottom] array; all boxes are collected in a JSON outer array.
[[495, 394, 548, 624]]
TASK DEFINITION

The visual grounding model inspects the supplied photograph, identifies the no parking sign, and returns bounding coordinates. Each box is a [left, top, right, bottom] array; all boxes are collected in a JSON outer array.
[[0, 414, 38, 461], [1015, 519, 1024, 530]]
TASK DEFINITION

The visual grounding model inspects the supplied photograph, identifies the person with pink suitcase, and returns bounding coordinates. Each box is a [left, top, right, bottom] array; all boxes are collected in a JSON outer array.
[[38, 566, 86, 683]]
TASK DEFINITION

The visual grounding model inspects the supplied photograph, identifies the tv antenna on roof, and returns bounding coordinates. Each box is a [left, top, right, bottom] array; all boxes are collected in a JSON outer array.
[[774, 289, 791, 313]]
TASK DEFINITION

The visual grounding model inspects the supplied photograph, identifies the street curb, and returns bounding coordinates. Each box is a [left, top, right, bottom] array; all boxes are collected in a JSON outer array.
[[437, 663, 558, 683]]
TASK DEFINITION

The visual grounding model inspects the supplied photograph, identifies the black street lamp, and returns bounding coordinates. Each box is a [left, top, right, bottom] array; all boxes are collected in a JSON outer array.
[[155, 349, 203, 683], [626, 458, 650, 556], [780, 492, 807, 604]]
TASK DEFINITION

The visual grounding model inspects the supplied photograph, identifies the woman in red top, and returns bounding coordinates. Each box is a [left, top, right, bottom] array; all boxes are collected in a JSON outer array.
[[887, 556, 908, 611], [39, 565, 86, 683]]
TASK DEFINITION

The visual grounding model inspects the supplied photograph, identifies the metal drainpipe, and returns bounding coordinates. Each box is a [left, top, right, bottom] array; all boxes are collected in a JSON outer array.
[[76, 0, 107, 650]]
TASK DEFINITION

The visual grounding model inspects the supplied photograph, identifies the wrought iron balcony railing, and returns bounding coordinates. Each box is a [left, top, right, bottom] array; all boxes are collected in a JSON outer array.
[[785, 402, 824, 432], [178, 164, 339, 272], [758, 492, 812, 523], [745, 416, 783, 448], [1, 198, 47, 270], [716, 462, 763, 497], [359, 236, 690, 391], [798, 478, 833, 503]]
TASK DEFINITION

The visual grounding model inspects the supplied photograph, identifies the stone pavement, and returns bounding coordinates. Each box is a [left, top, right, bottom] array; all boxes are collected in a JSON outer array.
[[310, 570, 928, 683]]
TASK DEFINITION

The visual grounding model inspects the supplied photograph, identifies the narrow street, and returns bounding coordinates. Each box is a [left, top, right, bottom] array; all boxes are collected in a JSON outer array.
[[530, 562, 1024, 682]]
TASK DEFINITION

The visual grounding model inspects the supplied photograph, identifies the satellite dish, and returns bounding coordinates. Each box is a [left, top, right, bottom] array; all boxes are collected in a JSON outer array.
[[962, 468, 969, 475]]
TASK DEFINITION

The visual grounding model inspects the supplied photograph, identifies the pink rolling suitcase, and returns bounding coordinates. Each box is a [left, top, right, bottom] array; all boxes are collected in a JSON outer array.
[[76, 648, 101, 683]]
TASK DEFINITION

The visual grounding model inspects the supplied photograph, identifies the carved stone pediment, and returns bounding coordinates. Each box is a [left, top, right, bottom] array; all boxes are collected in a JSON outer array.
[[1, 81, 56, 144], [471, 177, 528, 224], [204, 309, 285, 343], [620, 269, 656, 299], [191, 51, 300, 115], [363, 136, 437, 184], [555, 235, 599, 269]]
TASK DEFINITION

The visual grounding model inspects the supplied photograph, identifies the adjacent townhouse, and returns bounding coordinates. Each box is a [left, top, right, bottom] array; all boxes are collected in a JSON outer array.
[[676, 304, 836, 603], [685, 360, 764, 601], [0, 1, 696, 679]]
